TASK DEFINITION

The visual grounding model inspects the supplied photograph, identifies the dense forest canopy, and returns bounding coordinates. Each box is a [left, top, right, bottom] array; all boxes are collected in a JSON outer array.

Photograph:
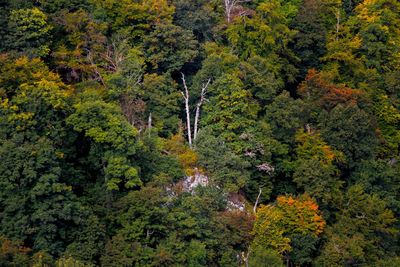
[[0, 0, 399, 266]]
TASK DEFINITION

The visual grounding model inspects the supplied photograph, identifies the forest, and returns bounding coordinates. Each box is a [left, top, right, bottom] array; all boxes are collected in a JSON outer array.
[[0, 0, 399, 266]]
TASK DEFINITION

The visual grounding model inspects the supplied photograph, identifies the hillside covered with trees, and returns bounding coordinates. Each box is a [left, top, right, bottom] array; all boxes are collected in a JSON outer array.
[[0, 0, 399, 266]]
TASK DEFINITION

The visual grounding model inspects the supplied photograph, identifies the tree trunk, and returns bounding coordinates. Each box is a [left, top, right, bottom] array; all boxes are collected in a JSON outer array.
[[181, 73, 192, 147], [253, 187, 262, 214], [193, 79, 210, 141], [336, 9, 340, 40], [148, 112, 152, 136]]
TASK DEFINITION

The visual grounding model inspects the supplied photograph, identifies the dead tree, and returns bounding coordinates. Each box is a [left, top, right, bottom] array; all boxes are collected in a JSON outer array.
[[181, 73, 192, 147], [335, 9, 341, 40], [224, 0, 251, 23], [181, 74, 211, 147], [101, 35, 143, 86], [253, 187, 262, 214], [147, 113, 152, 136], [87, 50, 106, 86], [193, 78, 211, 140]]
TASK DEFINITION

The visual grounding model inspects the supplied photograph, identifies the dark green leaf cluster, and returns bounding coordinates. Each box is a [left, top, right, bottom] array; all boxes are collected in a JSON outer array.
[[0, 0, 399, 266]]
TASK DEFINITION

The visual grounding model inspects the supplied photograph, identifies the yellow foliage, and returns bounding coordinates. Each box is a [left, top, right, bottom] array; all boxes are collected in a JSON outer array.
[[356, 0, 382, 23], [253, 194, 326, 254], [163, 133, 199, 175]]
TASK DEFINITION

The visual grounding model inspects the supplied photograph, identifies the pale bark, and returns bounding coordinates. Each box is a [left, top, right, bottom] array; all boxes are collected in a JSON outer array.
[[223, 0, 251, 23], [253, 187, 262, 214], [193, 78, 211, 140], [241, 251, 250, 267], [87, 50, 106, 86], [305, 123, 311, 134], [335, 9, 340, 40], [148, 112, 152, 136], [181, 73, 192, 147]]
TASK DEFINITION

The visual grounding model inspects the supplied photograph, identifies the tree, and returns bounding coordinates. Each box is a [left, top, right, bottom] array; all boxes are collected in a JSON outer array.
[[144, 23, 198, 73], [89, 0, 174, 39], [291, 0, 332, 77], [248, 246, 284, 267], [298, 69, 365, 112], [195, 128, 251, 192], [5, 8, 52, 57], [202, 72, 259, 147], [316, 185, 397, 266], [293, 129, 343, 204], [252, 195, 325, 262], [226, 0, 296, 59], [172, 0, 217, 41], [319, 104, 378, 169], [66, 98, 141, 191], [180, 73, 211, 146], [0, 237, 31, 266], [0, 57, 80, 255], [40, 0, 90, 13], [52, 9, 107, 83], [223, 0, 252, 24], [264, 91, 304, 144], [141, 73, 181, 137], [350, 159, 400, 216], [240, 55, 284, 106]]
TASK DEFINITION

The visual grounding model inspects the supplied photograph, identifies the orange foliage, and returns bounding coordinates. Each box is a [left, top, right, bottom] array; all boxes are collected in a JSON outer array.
[[276, 194, 326, 236], [0, 237, 31, 257], [299, 69, 364, 110], [322, 145, 336, 161]]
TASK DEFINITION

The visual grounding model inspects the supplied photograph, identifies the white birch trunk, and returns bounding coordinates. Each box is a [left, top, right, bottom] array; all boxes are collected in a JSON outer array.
[[253, 187, 262, 214], [193, 78, 211, 141], [181, 73, 192, 147], [148, 112, 152, 136]]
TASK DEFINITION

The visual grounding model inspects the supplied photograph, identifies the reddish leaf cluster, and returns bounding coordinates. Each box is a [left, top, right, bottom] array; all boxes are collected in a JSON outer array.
[[299, 69, 365, 110]]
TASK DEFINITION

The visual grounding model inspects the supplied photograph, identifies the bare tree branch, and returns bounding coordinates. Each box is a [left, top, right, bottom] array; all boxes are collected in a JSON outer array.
[[224, 0, 252, 23], [86, 49, 106, 86]]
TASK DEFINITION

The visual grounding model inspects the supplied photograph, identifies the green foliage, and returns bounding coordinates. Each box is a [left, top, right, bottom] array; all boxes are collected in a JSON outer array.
[[0, 237, 31, 266], [291, 0, 330, 76], [90, 0, 174, 39], [288, 234, 319, 266], [265, 91, 304, 143], [41, 0, 90, 13], [351, 159, 400, 215], [102, 185, 253, 266], [56, 256, 93, 267], [240, 55, 284, 105], [226, 0, 296, 59], [316, 185, 397, 266], [195, 128, 250, 192], [144, 23, 198, 73], [5, 8, 52, 57], [319, 104, 378, 169], [293, 129, 343, 203], [249, 245, 284, 267], [225, 0, 299, 82], [0, 56, 81, 255], [51, 9, 107, 82], [0, 0, 399, 265], [66, 97, 141, 191], [172, 0, 217, 41], [252, 195, 325, 255], [142, 73, 180, 136], [64, 215, 105, 265], [203, 73, 259, 145]]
